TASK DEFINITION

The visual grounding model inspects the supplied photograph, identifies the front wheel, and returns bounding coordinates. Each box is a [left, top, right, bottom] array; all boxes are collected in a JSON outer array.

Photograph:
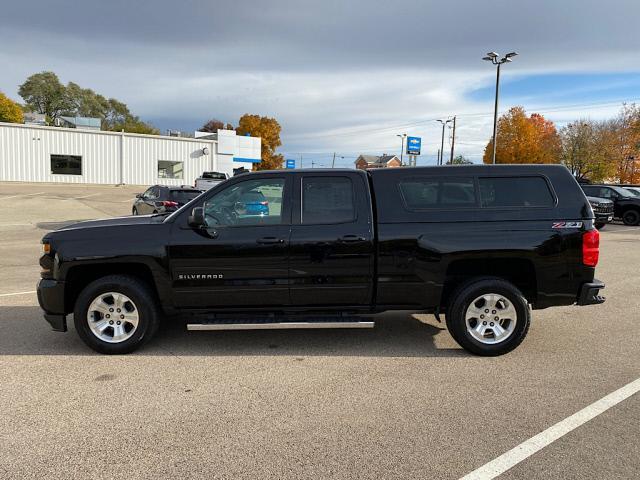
[[446, 278, 531, 356], [73, 275, 160, 354], [622, 209, 640, 226]]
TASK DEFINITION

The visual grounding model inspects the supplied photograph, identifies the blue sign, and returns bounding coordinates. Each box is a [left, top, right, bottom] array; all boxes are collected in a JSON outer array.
[[285, 159, 296, 169], [406, 136, 421, 155]]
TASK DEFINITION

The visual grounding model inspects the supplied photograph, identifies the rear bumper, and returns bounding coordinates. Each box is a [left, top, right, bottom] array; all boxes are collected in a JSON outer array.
[[37, 279, 67, 332], [577, 279, 606, 306]]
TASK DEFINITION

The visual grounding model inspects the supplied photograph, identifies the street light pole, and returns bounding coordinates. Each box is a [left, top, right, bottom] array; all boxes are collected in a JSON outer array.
[[483, 51, 518, 164], [396, 134, 407, 165]]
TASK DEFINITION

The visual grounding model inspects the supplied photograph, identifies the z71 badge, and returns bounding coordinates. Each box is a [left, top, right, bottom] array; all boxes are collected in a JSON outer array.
[[552, 221, 583, 229]]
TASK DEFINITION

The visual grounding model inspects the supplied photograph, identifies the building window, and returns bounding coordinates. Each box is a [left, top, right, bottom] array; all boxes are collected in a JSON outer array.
[[158, 160, 184, 179], [51, 154, 82, 175]]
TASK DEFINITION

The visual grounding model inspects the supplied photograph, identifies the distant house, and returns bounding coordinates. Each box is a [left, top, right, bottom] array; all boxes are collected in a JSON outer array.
[[55, 116, 102, 131], [355, 154, 402, 170]]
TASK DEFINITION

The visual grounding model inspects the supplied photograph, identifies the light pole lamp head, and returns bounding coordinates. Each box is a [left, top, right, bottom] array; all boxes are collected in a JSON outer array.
[[486, 52, 499, 59], [505, 51, 518, 58]]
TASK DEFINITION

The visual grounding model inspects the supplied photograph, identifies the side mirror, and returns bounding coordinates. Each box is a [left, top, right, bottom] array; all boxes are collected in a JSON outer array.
[[135, 193, 143, 199], [188, 207, 205, 228]]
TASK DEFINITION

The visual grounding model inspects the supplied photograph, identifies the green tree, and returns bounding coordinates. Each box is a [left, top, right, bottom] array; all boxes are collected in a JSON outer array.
[[236, 114, 284, 170], [18, 71, 72, 120], [0, 92, 24, 123], [560, 120, 615, 182], [447, 155, 473, 165], [200, 119, 234, 133]]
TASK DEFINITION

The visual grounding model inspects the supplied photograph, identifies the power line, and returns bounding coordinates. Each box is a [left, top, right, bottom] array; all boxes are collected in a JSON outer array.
[[287, 97, 640, 141]]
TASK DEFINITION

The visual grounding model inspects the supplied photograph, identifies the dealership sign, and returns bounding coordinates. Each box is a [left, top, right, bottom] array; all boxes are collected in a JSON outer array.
[[285, 159, 296, 169], [406, 136, 421, 155]]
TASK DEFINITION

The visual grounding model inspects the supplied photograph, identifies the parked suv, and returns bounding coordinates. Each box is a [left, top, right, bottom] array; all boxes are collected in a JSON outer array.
[[586, 196, 614, 229], [38, 165, 605, 356], [581, 184, 640, 225], [132, 185, 202, 215]]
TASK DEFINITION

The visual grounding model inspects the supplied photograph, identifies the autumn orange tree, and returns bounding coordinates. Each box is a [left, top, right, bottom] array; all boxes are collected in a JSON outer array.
[[607, 104, 640, 184], [0, 92, 24, 123], [236, 114, 284, 170], [483, 107, 561, 164]]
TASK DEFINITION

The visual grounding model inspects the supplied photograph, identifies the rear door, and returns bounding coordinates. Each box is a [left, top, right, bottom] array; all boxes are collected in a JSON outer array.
[[288, 171, 374, 306]]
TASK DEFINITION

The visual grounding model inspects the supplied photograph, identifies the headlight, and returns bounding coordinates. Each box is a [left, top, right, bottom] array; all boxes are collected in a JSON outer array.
[[42, 242, 51, 255]]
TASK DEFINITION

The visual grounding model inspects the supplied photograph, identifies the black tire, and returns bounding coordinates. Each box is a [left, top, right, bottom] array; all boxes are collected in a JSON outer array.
[[73, 274, 160, 354], [132, 207, 138, 215], [622, 209, 640, 226], [446, 278, 531, 356], [594, 222, 606, 230]]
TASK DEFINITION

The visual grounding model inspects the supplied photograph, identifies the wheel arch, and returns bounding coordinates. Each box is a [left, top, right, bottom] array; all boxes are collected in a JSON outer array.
[[441, 258, 537, 310], [64, 262, 160, 313]]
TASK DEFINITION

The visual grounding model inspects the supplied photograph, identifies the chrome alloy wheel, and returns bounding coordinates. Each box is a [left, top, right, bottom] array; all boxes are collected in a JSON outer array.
[[87, 292, 139, 343], [464, 293, 517, 345]]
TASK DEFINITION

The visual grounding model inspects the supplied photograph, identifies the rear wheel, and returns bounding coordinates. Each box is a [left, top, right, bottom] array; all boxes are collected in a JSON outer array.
[[622, 209, 640, 226], [446, 278, 530, 356], [73, 275, 160, 354], [594, 222, 606, 230]]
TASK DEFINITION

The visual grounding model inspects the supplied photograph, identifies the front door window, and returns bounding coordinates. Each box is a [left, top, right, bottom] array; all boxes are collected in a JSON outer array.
[[203, 178, 285, 227]]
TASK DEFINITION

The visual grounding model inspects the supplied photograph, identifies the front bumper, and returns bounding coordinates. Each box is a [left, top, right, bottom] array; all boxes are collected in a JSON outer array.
[[37, 278, 67, 332], [577, 279, 606, 306]]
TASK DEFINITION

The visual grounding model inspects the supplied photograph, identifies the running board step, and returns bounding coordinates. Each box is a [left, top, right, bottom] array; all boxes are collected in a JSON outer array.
[[187, 316, 375, 331]]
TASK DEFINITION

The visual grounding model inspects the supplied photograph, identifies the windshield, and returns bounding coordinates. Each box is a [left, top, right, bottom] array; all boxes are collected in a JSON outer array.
[[170, 190, 201, 203], [624, 187, 640, 196], [612, 186, 635, 197], [201, 172, 227, 180]]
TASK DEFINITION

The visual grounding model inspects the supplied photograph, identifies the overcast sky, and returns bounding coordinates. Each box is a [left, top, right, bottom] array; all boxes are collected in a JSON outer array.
[[2, 0, 640, 166]]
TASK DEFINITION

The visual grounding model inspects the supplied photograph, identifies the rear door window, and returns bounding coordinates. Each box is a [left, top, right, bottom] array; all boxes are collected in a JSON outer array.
[[399, 177, 476, 209], [302, 177, 355, 224], [479, 177, 555, 208], [170, 190, 201, 203]]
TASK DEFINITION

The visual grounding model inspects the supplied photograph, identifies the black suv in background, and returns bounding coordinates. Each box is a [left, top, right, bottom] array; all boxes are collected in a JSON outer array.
[[586, 196, 614, 229], [132, 185, 202, 215], [581, 184, 640, 225]]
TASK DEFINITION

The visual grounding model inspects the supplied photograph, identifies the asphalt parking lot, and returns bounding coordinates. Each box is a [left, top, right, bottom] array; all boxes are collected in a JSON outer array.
[[0, 182, 638, 480]]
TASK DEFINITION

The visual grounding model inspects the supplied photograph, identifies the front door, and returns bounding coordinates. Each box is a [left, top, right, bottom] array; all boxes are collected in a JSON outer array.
[[288, 172, 374, 306], [168, 175, 292, 308]]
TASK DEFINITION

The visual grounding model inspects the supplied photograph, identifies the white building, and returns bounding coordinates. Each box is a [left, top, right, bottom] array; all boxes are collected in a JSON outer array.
[[0, 122, 261, 186]]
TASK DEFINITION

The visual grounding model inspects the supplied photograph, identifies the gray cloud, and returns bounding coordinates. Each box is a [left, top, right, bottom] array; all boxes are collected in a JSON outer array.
[[1, 0, 639, 164]]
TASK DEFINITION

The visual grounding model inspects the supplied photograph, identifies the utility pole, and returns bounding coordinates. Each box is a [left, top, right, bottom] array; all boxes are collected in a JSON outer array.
[[437, 148, 440, 166], [449, 116, 457, 164], [300, 154, 303, 169], [332, 152, 336, 168], [483, 51, 518, 164], [437, 119, 451, 165]]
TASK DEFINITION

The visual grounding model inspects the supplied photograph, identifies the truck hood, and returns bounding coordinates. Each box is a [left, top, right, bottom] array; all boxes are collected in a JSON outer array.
[[53, 214, 165, 232]]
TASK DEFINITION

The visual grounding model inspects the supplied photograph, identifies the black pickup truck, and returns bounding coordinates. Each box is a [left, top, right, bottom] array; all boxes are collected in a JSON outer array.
[[38, 165, 605, 356]]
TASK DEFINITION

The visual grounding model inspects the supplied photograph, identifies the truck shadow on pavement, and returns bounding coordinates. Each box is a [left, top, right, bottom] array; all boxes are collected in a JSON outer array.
[[0, 307, 465, 357]]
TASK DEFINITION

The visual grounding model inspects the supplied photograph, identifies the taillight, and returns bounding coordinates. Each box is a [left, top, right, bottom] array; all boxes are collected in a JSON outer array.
[[161, 201, 179, 207], [582, 229, 599, 267], [260, 201, 268, 206]]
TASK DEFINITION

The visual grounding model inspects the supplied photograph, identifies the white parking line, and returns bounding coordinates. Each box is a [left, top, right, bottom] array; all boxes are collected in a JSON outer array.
[[460, 377, 640, 480], [0, 290, 36, 297], [0, 192, 45, 200], [65, 193, 101, 200]]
